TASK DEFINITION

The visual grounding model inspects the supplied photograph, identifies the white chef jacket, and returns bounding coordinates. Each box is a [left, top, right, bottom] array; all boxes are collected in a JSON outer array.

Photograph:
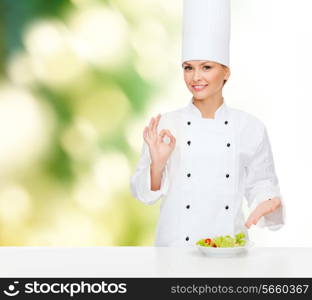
[[130, 98, 285, 246]]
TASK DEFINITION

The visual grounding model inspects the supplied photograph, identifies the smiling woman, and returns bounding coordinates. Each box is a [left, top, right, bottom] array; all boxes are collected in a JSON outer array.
[[130, 0, 285, 247], [182, 60, 230, 96]]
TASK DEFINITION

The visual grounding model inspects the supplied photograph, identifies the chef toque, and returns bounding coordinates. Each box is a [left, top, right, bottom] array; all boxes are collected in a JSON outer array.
[[182, 0, 231, 67]]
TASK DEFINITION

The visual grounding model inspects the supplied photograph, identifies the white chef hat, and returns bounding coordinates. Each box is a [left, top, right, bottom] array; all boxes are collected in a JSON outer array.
[[182, 0, 231, 67]]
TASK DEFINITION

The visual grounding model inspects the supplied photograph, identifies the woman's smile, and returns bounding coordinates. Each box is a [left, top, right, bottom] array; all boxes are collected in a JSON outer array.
[[191, 84, 208, 91]]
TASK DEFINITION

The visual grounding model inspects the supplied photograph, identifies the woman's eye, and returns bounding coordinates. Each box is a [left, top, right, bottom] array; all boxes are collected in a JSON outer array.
[[184, 66, 192, 70], [203, 66, 211, 70]]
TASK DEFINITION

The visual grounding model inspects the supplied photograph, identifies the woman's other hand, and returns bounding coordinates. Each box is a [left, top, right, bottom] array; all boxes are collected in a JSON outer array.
[[245, 197, 282, 228]]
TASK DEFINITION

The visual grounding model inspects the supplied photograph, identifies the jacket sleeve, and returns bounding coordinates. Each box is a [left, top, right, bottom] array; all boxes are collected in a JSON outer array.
[[130, 140, 169, 205], [244, 125, 285, 230]]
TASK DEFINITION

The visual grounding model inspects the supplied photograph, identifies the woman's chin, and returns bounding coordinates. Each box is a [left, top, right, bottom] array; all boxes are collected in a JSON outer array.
[[191, 91, 210, 99]]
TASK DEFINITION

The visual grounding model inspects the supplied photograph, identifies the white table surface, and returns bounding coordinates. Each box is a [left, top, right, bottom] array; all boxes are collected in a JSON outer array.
[[0, 247, 311, 278]]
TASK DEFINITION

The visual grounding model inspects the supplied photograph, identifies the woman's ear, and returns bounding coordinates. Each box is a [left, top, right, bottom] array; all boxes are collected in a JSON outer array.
[[224, 67, 231, 80]]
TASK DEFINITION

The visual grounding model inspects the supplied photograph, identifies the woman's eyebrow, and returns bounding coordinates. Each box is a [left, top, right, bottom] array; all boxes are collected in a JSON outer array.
[[182, 61, 211, 67]]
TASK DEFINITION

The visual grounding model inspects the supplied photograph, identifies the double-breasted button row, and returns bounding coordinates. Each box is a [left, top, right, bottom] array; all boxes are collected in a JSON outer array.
[[185, 119, 230, 233], [186, 122, 192, 241], [225, 121, 230, 209], [224, 120, 230, 210], [187, 120, 228, 125], [188, 141, 230, 147]]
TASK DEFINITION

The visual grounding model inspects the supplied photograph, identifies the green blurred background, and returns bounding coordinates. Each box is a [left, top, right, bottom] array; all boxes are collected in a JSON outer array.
[[0, 0, 182, 245]]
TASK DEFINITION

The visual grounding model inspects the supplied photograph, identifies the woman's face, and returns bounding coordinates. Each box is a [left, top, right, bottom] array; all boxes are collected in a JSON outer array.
[[183, 60, 230, 99]]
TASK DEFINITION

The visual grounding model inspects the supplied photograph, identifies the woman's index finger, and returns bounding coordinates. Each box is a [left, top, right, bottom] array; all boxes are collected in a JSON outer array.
[[153, 114, 161, 133]]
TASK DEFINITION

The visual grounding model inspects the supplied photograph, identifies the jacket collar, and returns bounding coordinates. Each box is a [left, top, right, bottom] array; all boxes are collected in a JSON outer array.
[[186, 97, 227, 120]]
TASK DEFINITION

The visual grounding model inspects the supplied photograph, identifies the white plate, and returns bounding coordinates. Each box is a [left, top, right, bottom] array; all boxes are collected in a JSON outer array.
[[196, 241, 254, 257]]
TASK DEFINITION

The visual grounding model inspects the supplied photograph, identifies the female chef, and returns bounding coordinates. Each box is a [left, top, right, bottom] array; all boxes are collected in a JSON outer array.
[[130, 0, 285, 246]]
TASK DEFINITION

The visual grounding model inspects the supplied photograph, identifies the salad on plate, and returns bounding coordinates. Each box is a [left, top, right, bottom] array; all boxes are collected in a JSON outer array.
[[196, 231, 247, 248], [195, 232, 253, 257]]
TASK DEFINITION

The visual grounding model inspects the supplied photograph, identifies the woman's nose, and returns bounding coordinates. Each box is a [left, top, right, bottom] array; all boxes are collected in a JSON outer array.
[[192, 69, 202, 81]]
